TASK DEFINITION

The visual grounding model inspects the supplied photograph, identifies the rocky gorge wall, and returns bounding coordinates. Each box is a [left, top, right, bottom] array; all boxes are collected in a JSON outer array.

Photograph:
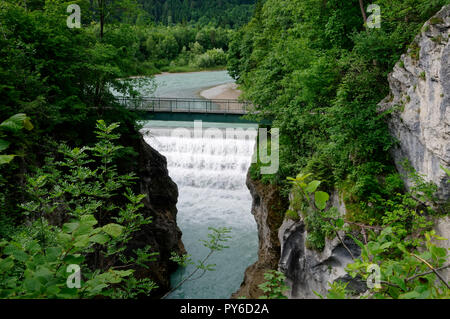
[[379, 5, 450, 200], [378, 4, 450, 282], [277, 193, 365, 299], [236, 5, 450, 299], [231, 172, 286, 299], [131, 136, 185, 298]]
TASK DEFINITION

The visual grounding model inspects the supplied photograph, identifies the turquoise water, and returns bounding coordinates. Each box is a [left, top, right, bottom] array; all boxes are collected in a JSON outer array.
[[152, 70, 234, 98], [141, 120, 258, 299]]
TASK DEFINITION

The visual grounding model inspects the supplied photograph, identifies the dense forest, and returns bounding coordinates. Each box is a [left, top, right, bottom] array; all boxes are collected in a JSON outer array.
[[230, 0, 448, 210], [229, 0, 450, 298], [138, 0, 256, 27]]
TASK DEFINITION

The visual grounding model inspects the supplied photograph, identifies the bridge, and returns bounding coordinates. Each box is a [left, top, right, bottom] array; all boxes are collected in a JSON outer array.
[[116, 97, 251, 115]]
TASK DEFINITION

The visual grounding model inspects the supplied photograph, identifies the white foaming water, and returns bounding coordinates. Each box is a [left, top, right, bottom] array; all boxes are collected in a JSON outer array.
[[141, 121, 258, 299]]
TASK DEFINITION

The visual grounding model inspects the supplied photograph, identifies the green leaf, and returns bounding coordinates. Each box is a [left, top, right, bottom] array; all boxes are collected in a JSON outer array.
[[399, 290, 421, 299], [23, 278, 41, 292], [63, 254, 85, 264], [4, 245, 29, 263], [0, 155, 15, 165], [314, 191, 329, 210], [391, 276, 406, 291], [73, 223, 94, 236], [0, 114, 28, 132], [23, 118, 33, 131], [0, 139, 10, 152], [73, 234, 90, 248], [57, 233, 72, 243], [62, 222, 80, 234], [89, 234, 109, 245], [45, 247, 62, 262], [113, 269, 134, 277], [0, 257, 14, 272], [46, 285, 61, 296], [305, 180, 321, 193], [335, 218, 345, 228], [57, 287, 79, 298], [80, 214, 98, 227], [102, 223, 124, 238], [440, 165, 450, 178], [430, 246, 446, 258], [34, 266, 53, 281]]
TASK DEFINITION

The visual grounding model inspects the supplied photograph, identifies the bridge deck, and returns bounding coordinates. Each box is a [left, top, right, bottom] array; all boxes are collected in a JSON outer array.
[[116, 97, 251, 115]]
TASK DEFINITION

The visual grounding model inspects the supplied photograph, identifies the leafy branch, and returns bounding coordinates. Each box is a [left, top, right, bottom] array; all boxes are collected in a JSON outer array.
[[162, 227, 232, 299]]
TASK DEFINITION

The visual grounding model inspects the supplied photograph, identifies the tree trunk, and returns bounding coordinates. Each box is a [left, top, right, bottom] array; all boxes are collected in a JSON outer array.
[[359, 0, 367, 23], [100, 0, 104, 39]]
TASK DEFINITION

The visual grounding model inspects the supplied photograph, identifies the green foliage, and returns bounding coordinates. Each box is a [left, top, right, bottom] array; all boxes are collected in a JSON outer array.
[[258, 270, 289, 299], [287, 172, 342, 251], [442, 166, 450, 180], [315, 281, 350, 299], [193, 48, 228, 68], [0, 114, 33, 166], [0, 121, 157, 298], [164, 227, 232, 298], [137, 0, 256, 28], [227, 0, 448, 210], [286, 170, 449, 299], [346, 229, 449, 299], [285, 209, 300, 221]]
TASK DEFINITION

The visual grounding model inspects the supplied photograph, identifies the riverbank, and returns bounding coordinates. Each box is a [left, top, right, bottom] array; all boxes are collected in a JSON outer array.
[[199, 83, 242, 100], [159, 65, 227, 74]]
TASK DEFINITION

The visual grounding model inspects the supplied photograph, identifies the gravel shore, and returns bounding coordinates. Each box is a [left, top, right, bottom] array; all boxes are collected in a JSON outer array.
[[199, 83, 242, 100]]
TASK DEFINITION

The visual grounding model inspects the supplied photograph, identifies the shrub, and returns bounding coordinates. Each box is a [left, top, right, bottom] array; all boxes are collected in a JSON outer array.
[[0, 120, 157, 298]]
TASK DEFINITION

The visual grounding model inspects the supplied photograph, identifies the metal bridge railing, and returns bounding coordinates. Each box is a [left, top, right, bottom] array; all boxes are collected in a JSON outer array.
[[115, 97, 251, 115]]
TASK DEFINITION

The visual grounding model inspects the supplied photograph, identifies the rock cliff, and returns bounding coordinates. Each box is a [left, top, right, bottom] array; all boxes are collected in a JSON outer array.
[[130, 136, 185, 298], [278, 7, 450, 297], [277, 192, 365, 299], [231, 172, 286, 298], [379, 5, 450, 200], [236, 6, 450, 299]]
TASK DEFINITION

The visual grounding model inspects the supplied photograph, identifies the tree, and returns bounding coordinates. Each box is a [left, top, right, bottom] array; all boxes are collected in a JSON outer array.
[[359, 0, 367, 23], [89, 0, 141, 38]]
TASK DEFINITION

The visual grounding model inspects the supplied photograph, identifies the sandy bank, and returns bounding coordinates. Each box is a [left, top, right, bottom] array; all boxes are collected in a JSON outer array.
[[199, 83, 242, 100]]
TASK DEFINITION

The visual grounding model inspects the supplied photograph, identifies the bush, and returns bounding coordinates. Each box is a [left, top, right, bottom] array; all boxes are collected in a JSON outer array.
[[0, 121, 157, 298], [193, 48, 227, 68]]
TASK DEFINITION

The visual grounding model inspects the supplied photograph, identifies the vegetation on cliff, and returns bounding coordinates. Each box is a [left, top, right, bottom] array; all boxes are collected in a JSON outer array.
[[228, 0, 450, 299]]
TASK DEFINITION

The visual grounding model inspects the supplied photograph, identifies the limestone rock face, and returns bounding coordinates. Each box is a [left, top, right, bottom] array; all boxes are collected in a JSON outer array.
[[232, 172, 286, 298], [131, 137, 185, 297], [278, 191, 365, 299], [278, 220, 364, 298], [236, 6, 450, 300], [379, 5, 450, 200]]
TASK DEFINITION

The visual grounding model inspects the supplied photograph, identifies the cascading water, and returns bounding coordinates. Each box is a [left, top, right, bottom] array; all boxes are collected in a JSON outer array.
[[142, 121, 258, 298]]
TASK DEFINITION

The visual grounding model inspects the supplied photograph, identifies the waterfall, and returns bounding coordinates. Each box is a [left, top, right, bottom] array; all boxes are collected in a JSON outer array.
[[142, 121, 259, 299]]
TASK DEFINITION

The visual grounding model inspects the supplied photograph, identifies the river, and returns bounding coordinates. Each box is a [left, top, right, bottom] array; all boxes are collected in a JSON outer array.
[[151, 70, 234, 98], [140, 71, 258, 299]]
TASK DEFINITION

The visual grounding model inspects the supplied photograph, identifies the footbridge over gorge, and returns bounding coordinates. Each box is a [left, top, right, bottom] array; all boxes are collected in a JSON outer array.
[[115, 96, 258, 123]]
